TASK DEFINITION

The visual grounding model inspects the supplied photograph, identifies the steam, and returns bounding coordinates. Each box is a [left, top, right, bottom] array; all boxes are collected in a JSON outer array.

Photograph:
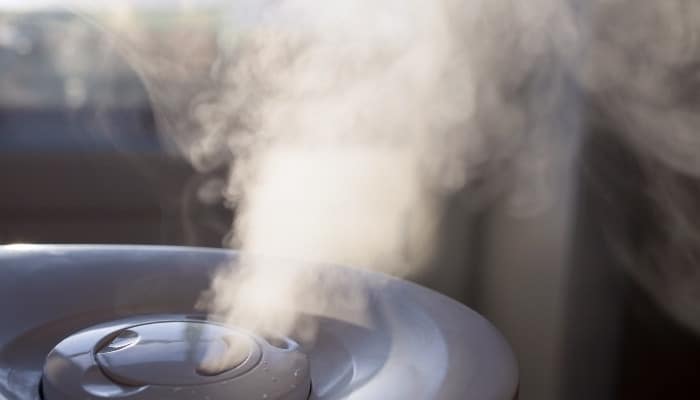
[[8, 0, 700, 366], [576, 0, 700, 176], [185, 0, 700, 338], [573, 1, 700, 334], [72, 0, 580, 340], [88, 0, 700, 344], [168, 0, 578, 339]]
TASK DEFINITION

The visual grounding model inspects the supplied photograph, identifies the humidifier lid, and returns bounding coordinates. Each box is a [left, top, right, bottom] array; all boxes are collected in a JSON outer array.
[[41, 317, 311, 400]]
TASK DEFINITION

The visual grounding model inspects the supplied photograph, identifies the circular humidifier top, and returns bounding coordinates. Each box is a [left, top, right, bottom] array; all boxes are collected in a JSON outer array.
[[0, 245, 518, 400]]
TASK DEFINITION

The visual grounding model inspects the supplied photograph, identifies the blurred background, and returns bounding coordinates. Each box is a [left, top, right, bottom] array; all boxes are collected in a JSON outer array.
[[1, 3, 699, 400]]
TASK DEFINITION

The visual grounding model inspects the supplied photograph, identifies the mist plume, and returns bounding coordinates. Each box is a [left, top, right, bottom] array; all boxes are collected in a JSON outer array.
[[76, 0, 579, 339], [19, 0, 700, 369], [126, 0, 576, 339]]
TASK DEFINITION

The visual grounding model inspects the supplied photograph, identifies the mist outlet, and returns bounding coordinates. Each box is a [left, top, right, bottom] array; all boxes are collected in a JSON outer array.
[[41, 319, 311, 400]]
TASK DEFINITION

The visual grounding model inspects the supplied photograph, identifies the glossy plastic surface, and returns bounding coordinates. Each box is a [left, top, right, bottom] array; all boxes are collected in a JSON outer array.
[[95, 322, 256, 385], [41, 318, 309, 400], [0, 245, 518, 400]]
